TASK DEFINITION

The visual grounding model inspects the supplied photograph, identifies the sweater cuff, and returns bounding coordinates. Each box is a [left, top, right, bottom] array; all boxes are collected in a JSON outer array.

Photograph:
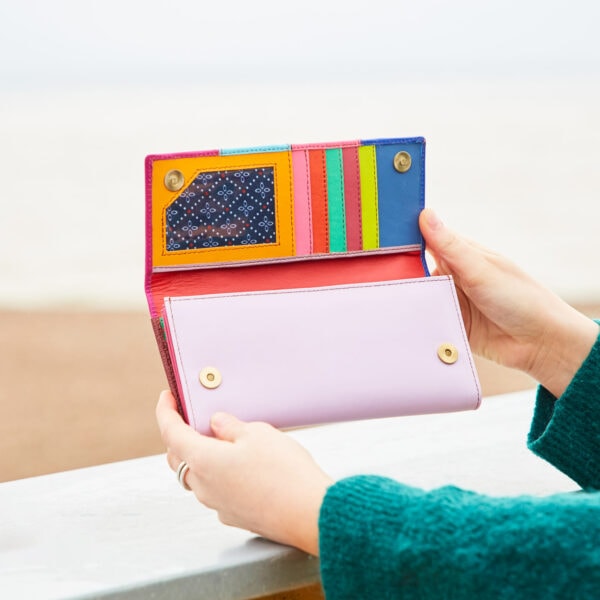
[[527, 326, 600, 490], [319, 475, 424, 597]]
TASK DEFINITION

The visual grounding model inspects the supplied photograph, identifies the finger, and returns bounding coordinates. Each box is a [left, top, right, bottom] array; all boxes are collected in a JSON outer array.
[[166, 449, 182, 472], [420, 209, 466, 260], [166, 450, 197, 492], [419, 209, 489, 283], [156, 390, 222, 463], [210, 412, 247, 442]]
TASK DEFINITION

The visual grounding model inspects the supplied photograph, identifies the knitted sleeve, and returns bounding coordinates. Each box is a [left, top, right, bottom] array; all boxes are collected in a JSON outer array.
[[319, 329, 600, 599], [527, 327, 600, 490], [319, 477, 600, 599]]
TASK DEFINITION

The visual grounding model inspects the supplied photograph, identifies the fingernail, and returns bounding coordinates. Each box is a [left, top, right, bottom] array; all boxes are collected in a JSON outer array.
[[424, 209, 443, 231]]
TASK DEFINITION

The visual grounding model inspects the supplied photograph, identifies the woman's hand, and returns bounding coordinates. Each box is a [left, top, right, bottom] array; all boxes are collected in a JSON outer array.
[[156, 390, 332, 556], [420, 209, 598, 397]]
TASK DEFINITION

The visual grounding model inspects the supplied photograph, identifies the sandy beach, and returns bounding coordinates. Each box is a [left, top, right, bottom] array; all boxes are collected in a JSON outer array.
[[2, 304, 597, 483], [0, 311, 167, 482]]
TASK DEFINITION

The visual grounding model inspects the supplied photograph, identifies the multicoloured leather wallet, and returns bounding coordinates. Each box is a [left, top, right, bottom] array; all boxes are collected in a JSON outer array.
[[145, 138, 481, 434]]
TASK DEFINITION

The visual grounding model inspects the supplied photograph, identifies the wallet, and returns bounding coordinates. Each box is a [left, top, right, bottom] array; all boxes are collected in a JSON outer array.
[[145, 137, 481, 434]]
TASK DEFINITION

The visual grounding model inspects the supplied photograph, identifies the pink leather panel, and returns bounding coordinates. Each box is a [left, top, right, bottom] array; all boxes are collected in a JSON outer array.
[[163, 276, 481, 434], [342, 146, 362, 251], [291, 149, 312, 255], [291, 140, 360, 151]]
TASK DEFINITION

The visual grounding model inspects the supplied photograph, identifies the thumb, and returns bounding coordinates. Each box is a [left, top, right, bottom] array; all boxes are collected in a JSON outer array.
[[419, 209, 474, 278], [211, 412, 245, 442]]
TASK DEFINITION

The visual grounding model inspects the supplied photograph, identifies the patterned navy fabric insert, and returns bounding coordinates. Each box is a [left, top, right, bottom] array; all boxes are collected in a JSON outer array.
[[166, 167, 276, 251]]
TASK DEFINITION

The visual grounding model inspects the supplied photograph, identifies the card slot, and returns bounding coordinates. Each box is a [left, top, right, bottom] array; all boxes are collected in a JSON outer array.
[[308, 149, 329, 254], [325, 148, 347, 252], [358, 145, 379, 250], [291, 149, 312, 255], [342, 145, 362, 251]]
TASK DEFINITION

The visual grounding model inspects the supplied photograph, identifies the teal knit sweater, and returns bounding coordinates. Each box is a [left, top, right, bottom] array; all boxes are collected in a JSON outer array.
[[319, 333, 600, 599]]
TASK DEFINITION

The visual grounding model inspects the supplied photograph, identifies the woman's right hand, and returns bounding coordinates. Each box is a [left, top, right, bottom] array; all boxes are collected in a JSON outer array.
[[419, 209, 598, 398]]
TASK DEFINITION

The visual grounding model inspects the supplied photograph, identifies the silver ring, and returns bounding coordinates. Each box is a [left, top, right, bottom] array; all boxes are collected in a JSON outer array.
[[176, 460, 192, 491]]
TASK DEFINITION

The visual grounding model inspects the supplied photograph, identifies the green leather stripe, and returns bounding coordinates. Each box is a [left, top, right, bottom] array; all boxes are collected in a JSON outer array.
[[358, 145, 379, 249], [325, 148, 347, 252]]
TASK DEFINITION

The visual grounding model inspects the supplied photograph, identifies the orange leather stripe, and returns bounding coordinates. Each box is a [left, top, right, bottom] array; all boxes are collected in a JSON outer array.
[[342, 146, 362, 251], [150, 252, 425, 315], [152, 152, 295, 268], [308, 149, 329, 254]]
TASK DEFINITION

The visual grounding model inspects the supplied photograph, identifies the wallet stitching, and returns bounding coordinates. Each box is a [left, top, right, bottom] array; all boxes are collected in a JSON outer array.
[[371, 145, 380, 247], [304, 149, 314, 253], [334, 149, 346, 247], [320, 151, 330, 250], [285, 151, 295, 253], [351, 147, 362, 249], [171, 276, 447, 302]]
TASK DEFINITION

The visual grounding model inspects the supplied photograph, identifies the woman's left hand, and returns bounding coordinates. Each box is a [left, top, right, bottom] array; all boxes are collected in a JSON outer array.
[[156, 390, 333, 556]]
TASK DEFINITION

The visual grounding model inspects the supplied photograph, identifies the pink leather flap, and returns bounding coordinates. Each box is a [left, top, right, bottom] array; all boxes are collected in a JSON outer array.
[[163, 276, 481, 434]]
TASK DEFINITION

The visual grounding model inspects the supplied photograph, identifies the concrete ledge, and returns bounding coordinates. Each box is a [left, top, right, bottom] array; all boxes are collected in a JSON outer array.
[[0, 391, 577, 599]]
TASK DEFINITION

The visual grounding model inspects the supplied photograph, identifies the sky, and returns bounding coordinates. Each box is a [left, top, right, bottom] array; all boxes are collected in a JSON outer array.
[[1, 1, 600, 307], [1, 0, 599, 87]]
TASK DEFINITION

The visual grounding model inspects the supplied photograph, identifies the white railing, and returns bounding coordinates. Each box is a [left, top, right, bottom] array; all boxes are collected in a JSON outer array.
[[0, 391, 577, 599]]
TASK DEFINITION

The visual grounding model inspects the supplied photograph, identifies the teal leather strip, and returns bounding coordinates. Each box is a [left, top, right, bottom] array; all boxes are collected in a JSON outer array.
[[220, 144, 291, 155], [325, 148, 347, 252]]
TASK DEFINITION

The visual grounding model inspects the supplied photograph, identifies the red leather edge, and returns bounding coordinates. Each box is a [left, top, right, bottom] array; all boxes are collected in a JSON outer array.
[[148, 251, 425, 317], [151, 316, 184, 415], [309, 149, 329, 253]]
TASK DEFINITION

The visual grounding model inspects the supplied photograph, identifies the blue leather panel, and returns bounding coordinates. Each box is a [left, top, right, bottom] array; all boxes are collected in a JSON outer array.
[[363, 138, 425, 248]]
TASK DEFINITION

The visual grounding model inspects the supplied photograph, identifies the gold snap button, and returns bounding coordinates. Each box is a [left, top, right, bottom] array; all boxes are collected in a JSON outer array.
[[164, 169, 185, 192], [437, 343, 459, 365], [199, 367, 222, 389], [393, 151, 412, 173]]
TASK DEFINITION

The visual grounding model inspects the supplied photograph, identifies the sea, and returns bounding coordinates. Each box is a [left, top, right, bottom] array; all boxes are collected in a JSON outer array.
[[1, 76, 599, 309]]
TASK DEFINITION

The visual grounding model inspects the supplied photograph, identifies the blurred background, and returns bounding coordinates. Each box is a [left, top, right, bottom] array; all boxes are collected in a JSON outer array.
[[1, 0, 599, 481]]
